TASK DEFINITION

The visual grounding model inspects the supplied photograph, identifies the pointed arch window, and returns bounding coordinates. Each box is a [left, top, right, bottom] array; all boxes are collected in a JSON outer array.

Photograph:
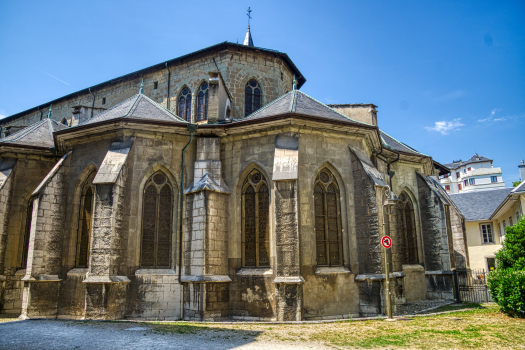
[[178, 88, 192, 122], [245, 79, 262, 117], [76, 170, 96, 267], [314, 169, 343, 266], [242, 169, 270, 267], [20, 199, 34, 268], [141, 171, 173, 268], [398, 192, 418, 265], [197, 83, 209, 122]]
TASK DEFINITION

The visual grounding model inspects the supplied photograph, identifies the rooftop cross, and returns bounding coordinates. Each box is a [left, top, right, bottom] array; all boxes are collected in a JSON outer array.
[[247, 7, 252, 26]]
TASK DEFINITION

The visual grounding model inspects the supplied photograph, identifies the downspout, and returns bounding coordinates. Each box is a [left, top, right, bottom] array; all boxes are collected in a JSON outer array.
[[178, 123, 198, 320], [89, 88, 95, 118], [165, 62, 171, 110], [38, 107, 43, 121]]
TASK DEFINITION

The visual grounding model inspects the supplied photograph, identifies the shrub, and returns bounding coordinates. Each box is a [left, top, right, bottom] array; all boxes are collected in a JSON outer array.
[[495, 216, 525, 270], [487, 268, 525, 315], [487, 216, 525, 315]]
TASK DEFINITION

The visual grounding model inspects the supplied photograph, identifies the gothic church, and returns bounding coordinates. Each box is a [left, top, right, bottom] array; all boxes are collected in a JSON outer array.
[[0, 27, 468, 321]]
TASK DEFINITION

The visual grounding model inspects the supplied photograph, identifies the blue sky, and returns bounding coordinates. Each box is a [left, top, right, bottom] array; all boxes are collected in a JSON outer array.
[[0, 1, 524, 185]]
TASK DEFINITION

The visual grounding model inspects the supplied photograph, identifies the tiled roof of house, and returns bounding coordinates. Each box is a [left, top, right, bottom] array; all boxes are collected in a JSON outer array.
[[79, 93, 186, 126], [449, 188, 514, 221], [0, 118, 68, 148], [380, 130, 426, 156], [242, 90, 373, 125], [444, 154, 492, 169]]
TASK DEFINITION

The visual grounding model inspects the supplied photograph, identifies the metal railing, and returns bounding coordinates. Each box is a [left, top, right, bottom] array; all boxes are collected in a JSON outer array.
[[454, 269, 493, 303]]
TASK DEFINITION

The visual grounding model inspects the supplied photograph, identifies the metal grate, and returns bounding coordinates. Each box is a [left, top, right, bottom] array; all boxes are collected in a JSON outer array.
[[455, 269, 493, 303]]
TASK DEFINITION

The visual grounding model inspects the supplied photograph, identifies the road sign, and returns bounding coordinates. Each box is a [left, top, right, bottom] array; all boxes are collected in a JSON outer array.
[[381, 235, 392, 249]]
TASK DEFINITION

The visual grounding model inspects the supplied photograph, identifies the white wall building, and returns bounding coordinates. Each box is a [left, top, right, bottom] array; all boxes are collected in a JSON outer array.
[[439, 154, 504, 194]]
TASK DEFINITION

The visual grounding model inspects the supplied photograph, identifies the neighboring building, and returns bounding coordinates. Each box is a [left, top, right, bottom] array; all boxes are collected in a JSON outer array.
[[440, 154, 504, 194], [490, 181, 525, 243], [0, 27, 468, 321], [450, 188, 513, 271]]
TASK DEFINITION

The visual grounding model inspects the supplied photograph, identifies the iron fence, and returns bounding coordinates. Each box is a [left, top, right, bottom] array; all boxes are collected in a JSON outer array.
[[454, 268, 493, 303]]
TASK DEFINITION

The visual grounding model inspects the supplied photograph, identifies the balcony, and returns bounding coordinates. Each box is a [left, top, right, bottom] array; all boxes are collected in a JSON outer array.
[[460, 167, 501, 178]]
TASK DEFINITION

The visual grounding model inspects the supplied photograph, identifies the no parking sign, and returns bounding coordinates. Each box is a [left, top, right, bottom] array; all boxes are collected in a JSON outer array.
[[381, 235, 392, 249]]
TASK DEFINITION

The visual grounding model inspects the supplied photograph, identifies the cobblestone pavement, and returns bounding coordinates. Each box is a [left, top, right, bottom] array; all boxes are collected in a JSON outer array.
[[0, 319, 331, 350]]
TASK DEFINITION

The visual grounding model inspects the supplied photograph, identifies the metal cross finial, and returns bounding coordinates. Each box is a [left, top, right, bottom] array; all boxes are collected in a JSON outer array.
[[247, 7, 252, 26], [48, 104, 52, 119], [139, 79, 144, 94], [293, 75, 297, 90]]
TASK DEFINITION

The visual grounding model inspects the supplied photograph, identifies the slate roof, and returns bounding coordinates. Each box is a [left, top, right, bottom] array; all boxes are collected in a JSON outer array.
[[444, 154, 492, 169], [242, 90, 373, 125], [449, 188, 514, 221], [79, 93, 186, 126], [380, 130, 426, 156], [0, 118, 68, 148]]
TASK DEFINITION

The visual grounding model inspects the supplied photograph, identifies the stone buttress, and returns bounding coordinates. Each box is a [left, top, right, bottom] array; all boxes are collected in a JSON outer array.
[[0, 159, 16, 313], [182, 137, 231, 320]]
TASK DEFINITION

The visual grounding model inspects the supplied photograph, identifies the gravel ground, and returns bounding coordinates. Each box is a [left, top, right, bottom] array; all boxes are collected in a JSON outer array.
[[0, 319, 331, 350]]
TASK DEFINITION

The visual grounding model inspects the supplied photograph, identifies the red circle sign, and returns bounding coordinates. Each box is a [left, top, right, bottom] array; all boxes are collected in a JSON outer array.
[[381, 236, 392, 249]]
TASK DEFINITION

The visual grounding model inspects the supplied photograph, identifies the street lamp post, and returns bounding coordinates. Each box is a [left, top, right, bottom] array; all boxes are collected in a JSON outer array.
[[382, 186, 399, 320]]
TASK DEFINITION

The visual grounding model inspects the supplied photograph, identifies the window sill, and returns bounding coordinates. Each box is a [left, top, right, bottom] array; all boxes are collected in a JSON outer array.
[[236, 267, 273, 276], [135, 268, 176, 276], [315, 266, 351, 275]]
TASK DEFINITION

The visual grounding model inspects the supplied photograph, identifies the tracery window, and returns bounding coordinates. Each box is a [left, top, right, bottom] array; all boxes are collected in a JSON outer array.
[[244, 79, 262, 117], [20, 199, 33, 268], [76, 170, 96, 267], [197, 83, 209, 122], [242, 169, 270, 267], [141, 171, 173, 268], [314, 169, 343, 266], [178, 87, 192, 122], [398, 192, 418, 265]]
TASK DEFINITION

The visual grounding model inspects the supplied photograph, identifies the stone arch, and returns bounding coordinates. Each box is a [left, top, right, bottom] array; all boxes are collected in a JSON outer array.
[[135, 163, 179, 270], [232, 162, 272, 265], [67, 164, 98, 269], [392, 188, 421, 271], [398, 186, 424, 266], [176, 85, 192, 122], [241, 75, 266, 116], [310, 162, 350, 268]]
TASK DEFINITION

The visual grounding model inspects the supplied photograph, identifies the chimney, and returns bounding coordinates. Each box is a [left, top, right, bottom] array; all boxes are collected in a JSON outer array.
[[206, 71, 231, 124], [519, 159, 525, 182]]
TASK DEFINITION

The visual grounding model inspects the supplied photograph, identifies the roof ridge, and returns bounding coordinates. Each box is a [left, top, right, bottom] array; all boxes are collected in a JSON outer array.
[[140, 94, 187, 123], [243, 91, 293, 120], [295, 90, 373, 126], [123, 94, 142, 118], [77, 94, 139, 126], [0, 118, 47, 143]]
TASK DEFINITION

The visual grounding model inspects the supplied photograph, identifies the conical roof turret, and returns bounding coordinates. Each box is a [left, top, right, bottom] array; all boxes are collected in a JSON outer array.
[[243, 26, 254, 47]]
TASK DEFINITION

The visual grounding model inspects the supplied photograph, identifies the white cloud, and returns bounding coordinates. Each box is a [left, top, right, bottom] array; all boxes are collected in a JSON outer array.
[[425, 118, 464, 135]]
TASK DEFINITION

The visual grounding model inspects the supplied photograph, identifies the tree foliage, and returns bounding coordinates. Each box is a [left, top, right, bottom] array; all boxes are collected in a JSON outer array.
[[513, 181, 522, 187], [487, 216, 525, 316]]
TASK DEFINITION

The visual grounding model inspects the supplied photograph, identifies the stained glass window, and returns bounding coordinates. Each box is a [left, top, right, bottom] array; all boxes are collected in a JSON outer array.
[[398, 192, 418, 265], [197, 83, 209, 122], [314, 169, 343, 266], [245, 79, 262, 117], [141, 171, 173, 268], [178, 88, 192, 122], [76, 170, 96, 267], [242, 169, 270, 267]]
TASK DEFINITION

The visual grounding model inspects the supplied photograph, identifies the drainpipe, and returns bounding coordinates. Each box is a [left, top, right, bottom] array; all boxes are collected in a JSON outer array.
[[178, 123, 198, 320], [165, 62, 171, 110], [89, 88, 95, 118], [38, 107, 43, 121]]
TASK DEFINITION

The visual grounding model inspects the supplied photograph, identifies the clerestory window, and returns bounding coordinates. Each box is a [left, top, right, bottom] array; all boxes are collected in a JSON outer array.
[[76, 170, 96, 267], [197, 83, 209, 122], [314, 169, 343, 266], [140, 171, 173, 268], [178, 87, 192, 122], [242, 169, 270, 267], [244, 79, 262, 117]]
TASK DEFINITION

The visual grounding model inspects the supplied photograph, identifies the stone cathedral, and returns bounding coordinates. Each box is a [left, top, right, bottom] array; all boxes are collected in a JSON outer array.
[[0, 28, 469, 321]]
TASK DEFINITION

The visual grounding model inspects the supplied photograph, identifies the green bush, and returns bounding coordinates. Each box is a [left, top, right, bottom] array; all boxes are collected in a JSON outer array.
[[487, 216, 525, 316], [487, 269, 525, 315], [495, 216, 525, 270]]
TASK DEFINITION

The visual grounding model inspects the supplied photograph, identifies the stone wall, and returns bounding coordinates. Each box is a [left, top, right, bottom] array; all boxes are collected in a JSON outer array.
[[2, 46, 295, 128]]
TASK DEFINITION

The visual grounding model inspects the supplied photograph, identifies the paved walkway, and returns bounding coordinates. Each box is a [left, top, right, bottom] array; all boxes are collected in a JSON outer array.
[[0, 319, 330, 350]]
